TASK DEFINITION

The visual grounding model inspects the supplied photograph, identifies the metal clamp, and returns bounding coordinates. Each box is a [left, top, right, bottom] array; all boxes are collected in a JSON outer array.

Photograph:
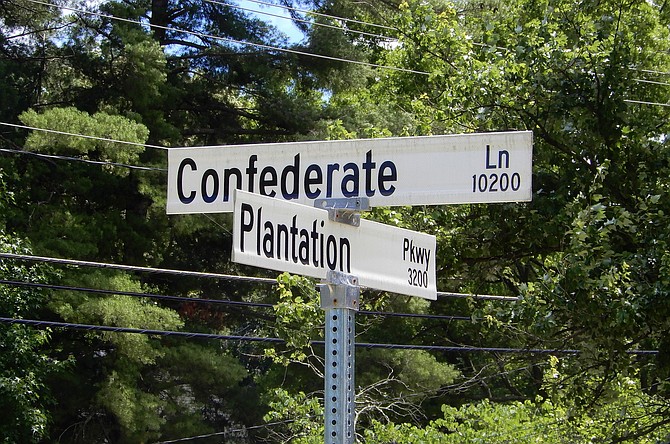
[[320, 271, 359, 311], [315, 197, 370, 227]]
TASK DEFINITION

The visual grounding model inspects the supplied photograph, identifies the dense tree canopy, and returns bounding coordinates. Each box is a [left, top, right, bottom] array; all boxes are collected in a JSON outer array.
[[0, 0, 669, 441]]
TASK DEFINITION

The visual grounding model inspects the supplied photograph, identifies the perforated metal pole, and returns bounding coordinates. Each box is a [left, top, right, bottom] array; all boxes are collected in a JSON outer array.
[[316, 197, 368, 444], [321, 271, 358, 444]]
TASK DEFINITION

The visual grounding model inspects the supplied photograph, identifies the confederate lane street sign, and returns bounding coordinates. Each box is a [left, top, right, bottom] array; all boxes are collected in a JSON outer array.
[[232, 190, 437, 300], [167, 131, 532, 214]]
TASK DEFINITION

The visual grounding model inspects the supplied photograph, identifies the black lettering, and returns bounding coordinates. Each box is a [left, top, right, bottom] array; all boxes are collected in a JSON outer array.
[[362, 150, 376, 197], [304, 164, 322, 199], [339, 238, 351, 273], [311, 220, 320, 266], [290, 216, 299, 262], [246, 155, 258, 192], [326, 163, 340, 198], [277, 223, 289, 261], [341, 162, 359, 197], [498, 150, 510, 169], [299, 228, 309, 264], [486, 145, 496, 169], [326, 235, 337, 270], [223, 168, 242, 202], [378, 161, 397, 196], [259, 166, 277, 197], [201, 169, 219, 203], [262, 221, 274, 258], [281, 154, 300, 200], [177, 158, 197, 204], [239, 203, 254, 252]]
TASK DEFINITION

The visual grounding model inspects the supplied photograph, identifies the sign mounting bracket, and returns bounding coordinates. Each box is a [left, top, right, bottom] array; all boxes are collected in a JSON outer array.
[[315, 197, 370, 227]]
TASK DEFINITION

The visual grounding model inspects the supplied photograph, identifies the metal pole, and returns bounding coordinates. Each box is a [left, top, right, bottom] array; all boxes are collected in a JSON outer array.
[[316, 197, 368, 444], [321, 271, 358, 444]]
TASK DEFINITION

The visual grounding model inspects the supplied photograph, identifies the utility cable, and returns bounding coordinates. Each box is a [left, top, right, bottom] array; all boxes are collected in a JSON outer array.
[[0, 279, 481, 322], [437, 291, 518, 301], [633, 68, 670, 76], [0, 316, 285, 342], [152, 419, 297, 444], [633, 78, 670, 87], [0, 252, 279, 284], [26, 0, 430, 75], [0, 279, 274, 309], [205, 0, 397, 41], [0, 252, 520, 301], [624, 99, 670, 107], [0, 121, 168, 150], [237, 0, 396, 31], [0, 147, 167, 171], [0, 316, 659, 355]]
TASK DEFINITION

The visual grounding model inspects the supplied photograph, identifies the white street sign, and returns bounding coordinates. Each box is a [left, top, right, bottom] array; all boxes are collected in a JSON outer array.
[[232, 190, 437, 300], [168, 131, 532, 214]]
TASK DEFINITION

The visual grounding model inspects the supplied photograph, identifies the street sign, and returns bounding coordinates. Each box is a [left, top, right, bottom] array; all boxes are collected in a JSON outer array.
[[168, 131, 532, 214], [232, 190, 437, 299]]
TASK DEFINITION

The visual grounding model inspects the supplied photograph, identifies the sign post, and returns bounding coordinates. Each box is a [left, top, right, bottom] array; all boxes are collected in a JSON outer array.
[[321, 271, 359, 444], [172, 131, 534, 443], [231, 189, 436, 442], [317, 198, 367, 444]]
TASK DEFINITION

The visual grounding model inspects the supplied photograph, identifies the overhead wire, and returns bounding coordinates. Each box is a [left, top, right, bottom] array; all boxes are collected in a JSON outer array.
[[24, 0, 430, 75], [0, 278, 485, 322], [205, 0, 397, 41], [0, 252, 520, 301], [0, 279, 275, 309], [0, 121, 168, 150], [152, 419, 297, 444], [0, 147, 167, 171], [633, 78, 670, 87], [0, 316, 659, 355], [624, 99, 670, 107], [237, 0, 396, 31], [633, 68, 670, 76], [0, 252, 280, 284]]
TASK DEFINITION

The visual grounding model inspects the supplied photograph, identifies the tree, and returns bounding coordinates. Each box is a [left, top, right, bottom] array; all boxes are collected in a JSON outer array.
[[355, 0, 670, 431], [0, 176, 65, 442]]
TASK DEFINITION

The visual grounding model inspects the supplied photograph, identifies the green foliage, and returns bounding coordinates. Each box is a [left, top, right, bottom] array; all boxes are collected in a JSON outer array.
[[3, 0, 670, 440], [267, 273, 321, 365], [263, 388, 324, 443], [0, 234, 66, 443], [20, 107, 149, 168]]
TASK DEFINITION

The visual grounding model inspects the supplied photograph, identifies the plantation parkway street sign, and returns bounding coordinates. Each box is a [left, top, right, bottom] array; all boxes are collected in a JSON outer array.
[[167, 131, 533, 214], [232, 190, 437, 300]]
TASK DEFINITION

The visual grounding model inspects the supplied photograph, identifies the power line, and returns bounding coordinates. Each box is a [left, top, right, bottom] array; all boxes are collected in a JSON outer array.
[[0, 316, 658, 355], [633, 78, 670, 87], [437, 291, 519, 302], [0, 316, 285, 342], [237, 0, 396, 31], [27, 0, 430, 75], [0, 121, 168, 150], [633, 68, 670, 76], [0, 147, 167, 172], [206, 0, 397, 41], [0, 279, 482, 322], [0, 252, 520, 301], [360, 309, 473, 321], [0, 279, 274, 309], [152, 419, 297, 444], [624, 99, 670, 107], [0, 252, 279, 284]]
